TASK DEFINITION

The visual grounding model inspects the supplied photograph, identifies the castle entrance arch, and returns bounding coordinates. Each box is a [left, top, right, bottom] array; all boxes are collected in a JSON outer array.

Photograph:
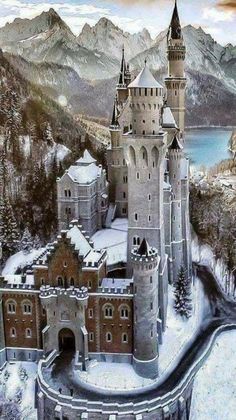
[[58, 328, 75, 352]]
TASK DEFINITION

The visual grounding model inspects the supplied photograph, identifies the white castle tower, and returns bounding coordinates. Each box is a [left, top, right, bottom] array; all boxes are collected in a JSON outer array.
[[165, 0, 187, 136], [124, 64, 169, 328], [131, 239, 160, 378]]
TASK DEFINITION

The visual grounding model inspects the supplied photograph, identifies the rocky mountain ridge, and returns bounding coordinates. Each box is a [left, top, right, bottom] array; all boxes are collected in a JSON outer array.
[[0, 10, 119, 80], [78, 17, 153, 61], [0, 10, 236, 126]]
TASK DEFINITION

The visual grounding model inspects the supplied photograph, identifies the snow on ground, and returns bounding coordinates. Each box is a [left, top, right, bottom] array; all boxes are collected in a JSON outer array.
[[2, 248, 45, 275], [92, 218, 128, 267], [191, 331, 236, 420], [78, 360, 154, 391], [159, 277, 206, 375], [0, 362, 37, 419]]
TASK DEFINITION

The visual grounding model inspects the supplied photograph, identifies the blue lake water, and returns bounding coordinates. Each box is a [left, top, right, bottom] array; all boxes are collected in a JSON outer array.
[[184, 129, 233, 169]]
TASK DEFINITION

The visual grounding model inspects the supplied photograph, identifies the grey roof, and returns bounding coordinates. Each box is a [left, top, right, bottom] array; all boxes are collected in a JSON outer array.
[[162, 107, 177, 128], [76, 150, 96, 165], [128, 66, 163, 89]]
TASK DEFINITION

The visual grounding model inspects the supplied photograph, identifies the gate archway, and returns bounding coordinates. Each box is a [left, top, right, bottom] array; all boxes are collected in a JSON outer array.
[[58, 328, 75, 352]]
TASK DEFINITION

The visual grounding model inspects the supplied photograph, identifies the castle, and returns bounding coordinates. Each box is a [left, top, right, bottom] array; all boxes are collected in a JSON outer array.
[[0, 1, 193, 416]]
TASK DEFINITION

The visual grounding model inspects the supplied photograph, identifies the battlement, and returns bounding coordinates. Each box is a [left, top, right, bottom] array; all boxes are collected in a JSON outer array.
[[40, 286, 88, 301]]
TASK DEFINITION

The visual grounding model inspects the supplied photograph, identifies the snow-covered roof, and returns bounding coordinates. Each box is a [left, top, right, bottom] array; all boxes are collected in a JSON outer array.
[[128, 66, 163, 89], [101, 278, 133, 292], [67, 162, 102, 185], [67, 225, 92, 257], [3, 274, 34, 286], [76, 150, 97, 166], [163, 107, 177, 128]]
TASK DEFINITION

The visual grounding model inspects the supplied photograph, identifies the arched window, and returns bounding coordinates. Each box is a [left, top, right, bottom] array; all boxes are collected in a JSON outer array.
[[128, 146, 136, 166], [119, 305, 129, 320], [25, 328, 32, 338], [151, 146, 159, 168], [10, 327, 16, 337], [7, 300, 16, 314], [22, 300, 32, 315], [133, 237, 137, 246], [70, 277, 75, 287], [140, 146, 148, 167], [134, 213, 138, 221], [106, 332, 112, 343], [122, 333, 128, 343], [57, 277, 63, 287], [103, 304, 114, 319]]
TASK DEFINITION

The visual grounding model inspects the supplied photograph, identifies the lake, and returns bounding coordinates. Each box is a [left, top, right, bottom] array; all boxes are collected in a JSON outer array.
[[184, 128, 233, 170]]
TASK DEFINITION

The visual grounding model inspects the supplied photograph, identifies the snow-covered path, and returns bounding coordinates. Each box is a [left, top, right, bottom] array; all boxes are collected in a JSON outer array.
[[191, 331, 236, 420]]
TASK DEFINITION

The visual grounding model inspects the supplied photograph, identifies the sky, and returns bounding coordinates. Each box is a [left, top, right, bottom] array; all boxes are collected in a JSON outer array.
[[0, 0, 235, 45]]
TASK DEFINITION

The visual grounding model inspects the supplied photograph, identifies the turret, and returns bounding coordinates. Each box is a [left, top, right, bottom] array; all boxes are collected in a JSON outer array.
[[165, 0, 186, 135], [168, 135, 184, 282], [131, 239, 160, 378], [128, 63, 164, 136], [117, 47, 129, 104]]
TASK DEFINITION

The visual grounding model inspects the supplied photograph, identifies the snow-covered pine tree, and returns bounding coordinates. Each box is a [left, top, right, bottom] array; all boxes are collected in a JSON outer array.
[[43, 122, 54, 146], [1, 86, 22, 168], [174, 266, 192, 318], [1, 194, 20, 259], [20, 227, 34, 254], [33, 234, 41, 250]]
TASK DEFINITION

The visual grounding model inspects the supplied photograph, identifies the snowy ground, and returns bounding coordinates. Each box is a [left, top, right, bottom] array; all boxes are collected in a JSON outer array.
[[0, 362, 37, 419], [2, 248, 45, 275], [92, 218, 128, 267], [76, 278, 205, 391], [191, 331, 236, 420], [79, 360, 154, 391], [159, 277, 206, 375]]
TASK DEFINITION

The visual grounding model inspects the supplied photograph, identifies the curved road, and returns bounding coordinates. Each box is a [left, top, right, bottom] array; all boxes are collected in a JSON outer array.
[[47, 265, 236, 403]]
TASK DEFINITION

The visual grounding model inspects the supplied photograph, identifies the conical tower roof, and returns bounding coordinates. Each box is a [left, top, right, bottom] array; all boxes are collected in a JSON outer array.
[[169, 0, 182, 40], [169, 135, 183, 150], [118, 46, 126, 85], [137, 238, 151, 256], [110, 100, 119, 128], [128, 65, 163, 89]]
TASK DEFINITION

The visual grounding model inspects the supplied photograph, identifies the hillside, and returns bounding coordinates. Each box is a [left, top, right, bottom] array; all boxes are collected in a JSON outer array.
[[0, 49, 89, 244]]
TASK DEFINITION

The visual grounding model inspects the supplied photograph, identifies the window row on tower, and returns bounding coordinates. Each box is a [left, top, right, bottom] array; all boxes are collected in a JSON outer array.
[[129, 103, 161, 110], [130, 88, 163, 97]]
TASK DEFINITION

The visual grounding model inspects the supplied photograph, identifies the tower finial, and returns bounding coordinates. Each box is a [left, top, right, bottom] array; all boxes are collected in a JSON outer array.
[[169, 0, 182, 40]]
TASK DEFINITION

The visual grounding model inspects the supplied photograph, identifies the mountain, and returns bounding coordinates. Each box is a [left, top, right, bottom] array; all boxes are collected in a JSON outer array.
[[78, 17, 153, 61], [131, 25, 236, 91], [0, 9, 119, 80]]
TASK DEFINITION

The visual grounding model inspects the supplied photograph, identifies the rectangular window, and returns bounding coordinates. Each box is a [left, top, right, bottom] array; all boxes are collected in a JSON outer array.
[[89, 332, 94, 342], [88, 308, 93, 318]]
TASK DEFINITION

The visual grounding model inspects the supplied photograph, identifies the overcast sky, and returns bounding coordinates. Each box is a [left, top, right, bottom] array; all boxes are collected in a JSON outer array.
[[0, 0, 235, 45]]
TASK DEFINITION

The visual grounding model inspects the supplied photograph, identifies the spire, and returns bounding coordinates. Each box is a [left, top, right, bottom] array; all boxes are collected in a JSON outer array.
[[169, 135, 183, 150], [110, 99, 119, 128], [169, 0, 182, 40], [137, 238, 151, 257], [118, 45, 126, 85]]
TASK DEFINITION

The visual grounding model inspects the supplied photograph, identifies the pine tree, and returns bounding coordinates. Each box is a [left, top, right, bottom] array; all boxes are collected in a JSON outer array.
[[21, 227, 34, 254], [174, 266, 192, 318], [43, 122, 54, 145], [1, 194, 20, 258], [33, 234, 41, 250]]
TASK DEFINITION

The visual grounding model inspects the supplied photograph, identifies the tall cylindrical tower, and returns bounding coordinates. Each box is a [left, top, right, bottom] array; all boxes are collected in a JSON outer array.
[[165, 0, 186, 135], [131, 239, 160, 379], [169, 136, 184, 282]]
